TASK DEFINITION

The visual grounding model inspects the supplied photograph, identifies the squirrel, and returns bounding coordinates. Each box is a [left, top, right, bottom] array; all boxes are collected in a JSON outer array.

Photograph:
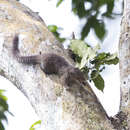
[[12, 35, 86, 87]]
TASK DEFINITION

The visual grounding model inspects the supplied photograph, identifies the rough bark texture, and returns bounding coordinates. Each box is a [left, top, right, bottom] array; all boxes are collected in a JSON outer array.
[[119, 0, 130, 129], [0, 0, 114, 129]]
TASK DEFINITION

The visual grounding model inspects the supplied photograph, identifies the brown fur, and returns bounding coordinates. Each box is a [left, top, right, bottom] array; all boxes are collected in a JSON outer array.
[[12, 35, 86, 87]]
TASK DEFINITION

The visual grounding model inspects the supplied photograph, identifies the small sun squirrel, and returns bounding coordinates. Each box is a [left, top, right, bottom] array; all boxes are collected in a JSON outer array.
[[12, 35, 86, 87]]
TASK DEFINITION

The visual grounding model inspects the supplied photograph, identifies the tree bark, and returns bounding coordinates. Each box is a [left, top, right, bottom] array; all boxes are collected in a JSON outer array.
[[0, 0, 114, 129], [119, 0, 130, 129]]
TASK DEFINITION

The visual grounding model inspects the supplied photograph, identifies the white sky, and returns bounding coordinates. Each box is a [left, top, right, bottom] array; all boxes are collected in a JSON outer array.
[[0, 0, 122, 130]]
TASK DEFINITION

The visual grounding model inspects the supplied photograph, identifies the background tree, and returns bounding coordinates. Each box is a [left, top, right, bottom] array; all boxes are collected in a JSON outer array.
[[118, 0, 130, 129]]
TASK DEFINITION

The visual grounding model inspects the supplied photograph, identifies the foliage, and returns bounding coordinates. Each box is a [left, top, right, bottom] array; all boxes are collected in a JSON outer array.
[[56, 0, 63, 7], [48, 24, 119, 91], [48, 25, 65, 43], [30, 120, 41, 130], [0, 89, 11, 130], [69, 39, 119, 91], [56, 0, 122, 40], [48, 0, 121, 91]]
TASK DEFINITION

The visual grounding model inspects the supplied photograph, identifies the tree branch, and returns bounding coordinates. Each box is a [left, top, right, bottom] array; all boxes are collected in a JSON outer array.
[[0, 0, 113, 129]]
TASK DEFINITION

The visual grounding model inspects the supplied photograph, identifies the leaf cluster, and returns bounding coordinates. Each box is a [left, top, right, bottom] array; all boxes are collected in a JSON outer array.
[[56, 0, 122, 40], [0, 90, 11, 130], [48, 24, 119, 91], [69, 40, 119, 91]]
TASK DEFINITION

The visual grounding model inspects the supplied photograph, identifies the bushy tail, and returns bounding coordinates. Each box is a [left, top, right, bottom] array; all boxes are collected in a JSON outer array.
[[12, 35, 40, 65]]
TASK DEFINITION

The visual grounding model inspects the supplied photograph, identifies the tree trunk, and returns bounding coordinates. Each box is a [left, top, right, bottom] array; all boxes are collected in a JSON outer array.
[[0, 0, 114, 129], [119, 0, 130, 129]]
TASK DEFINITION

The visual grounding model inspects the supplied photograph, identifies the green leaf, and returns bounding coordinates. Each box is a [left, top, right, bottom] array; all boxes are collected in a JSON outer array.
[[81, 15, 106, 40], [0, 98, 9, 111], [0, 90, 7, 101], [105, 57, 119, 65], [95, 52, 109, 60], [81, 21, 91, 40], [91, 52, 119, 70], [104, 53, 119, 65], [56, 0, 64, 7], [72, 0, 86, 18], [48, 25, 65, 43], [93, 19, 106, 40], [48, 25, 58, 33], [30, 120, 41, 130], [102, 0, 114, 18], [91, 70, 104, 91], [81, 16, 97, 40]]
